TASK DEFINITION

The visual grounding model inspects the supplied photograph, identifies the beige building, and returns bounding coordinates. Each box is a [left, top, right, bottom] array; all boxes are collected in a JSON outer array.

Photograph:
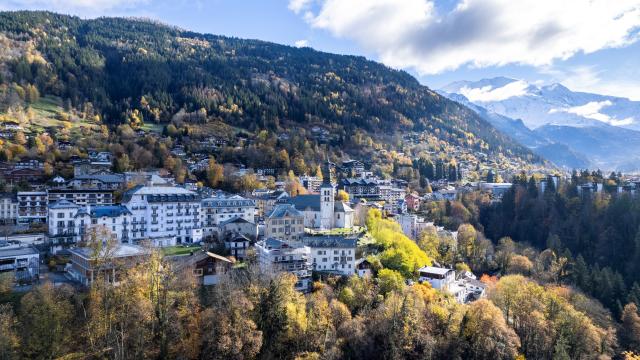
[[264, 204, 305, 242]]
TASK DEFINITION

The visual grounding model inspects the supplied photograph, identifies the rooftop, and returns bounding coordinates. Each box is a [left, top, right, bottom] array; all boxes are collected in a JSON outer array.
[[70, 244, 149, 259], [49, 199, 81, 209], [0, 246, 39, 258], [268, 204, 303, 219], [418, 266, 453, 275]]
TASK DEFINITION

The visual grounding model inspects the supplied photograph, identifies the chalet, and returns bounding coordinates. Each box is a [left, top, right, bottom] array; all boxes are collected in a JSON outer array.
[[355, 258, 372, 277], [223, 231, 251, 260]]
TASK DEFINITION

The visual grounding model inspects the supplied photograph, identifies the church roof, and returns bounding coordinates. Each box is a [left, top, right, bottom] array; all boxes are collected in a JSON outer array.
[[334, 201, 353, 213], [287, 195, 321, 211]]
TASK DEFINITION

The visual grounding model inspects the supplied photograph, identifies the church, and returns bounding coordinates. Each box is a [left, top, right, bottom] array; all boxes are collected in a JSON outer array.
[[286, 163, 354, 230]]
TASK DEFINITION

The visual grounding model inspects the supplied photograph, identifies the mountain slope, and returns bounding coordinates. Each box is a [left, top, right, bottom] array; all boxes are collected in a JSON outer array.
[[0, 11, 539, 170], [535, 124, 640, 172]]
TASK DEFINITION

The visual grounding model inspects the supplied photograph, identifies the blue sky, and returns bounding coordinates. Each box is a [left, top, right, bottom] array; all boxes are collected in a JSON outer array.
[[2, 0, 640, 99]]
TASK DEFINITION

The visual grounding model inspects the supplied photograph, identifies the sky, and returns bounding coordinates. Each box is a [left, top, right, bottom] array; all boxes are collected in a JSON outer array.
[[1, 0, 640, 100]]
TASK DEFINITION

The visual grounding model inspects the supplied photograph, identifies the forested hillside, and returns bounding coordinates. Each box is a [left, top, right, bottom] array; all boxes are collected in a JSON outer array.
[[0, 11, 539, 177]]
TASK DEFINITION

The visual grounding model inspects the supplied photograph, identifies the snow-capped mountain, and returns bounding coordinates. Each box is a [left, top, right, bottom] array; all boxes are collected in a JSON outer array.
[[438, 78, 640, 171], [440, 77, 640, 130]]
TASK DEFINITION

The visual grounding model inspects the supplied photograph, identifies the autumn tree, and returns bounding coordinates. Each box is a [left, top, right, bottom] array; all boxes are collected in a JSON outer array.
[[460, 299, 520, 360]]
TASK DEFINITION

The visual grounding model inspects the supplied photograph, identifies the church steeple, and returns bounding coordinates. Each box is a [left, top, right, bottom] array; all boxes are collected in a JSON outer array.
[[319, 160, 335, 229], [321, 160, 333, 187]]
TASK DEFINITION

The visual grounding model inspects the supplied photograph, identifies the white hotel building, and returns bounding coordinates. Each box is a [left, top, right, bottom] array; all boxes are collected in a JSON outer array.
[[122, 185, 203, 247]]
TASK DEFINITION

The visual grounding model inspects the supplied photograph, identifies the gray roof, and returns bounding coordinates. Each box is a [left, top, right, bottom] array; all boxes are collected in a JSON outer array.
[[302, 235, 357, 248], [418, 266, 453, 275], [267, 204, 303, 219], [72, 173, 124, 184], [202, 192, 255, 207], [49, 199, 80, 209], [70, 244, 149, 259], [219, 216, 253, 227], [122, 185, 199, 203], [334, 201, 353, 213], [0, 246, 39, 258], [287, 195, 321, 211]]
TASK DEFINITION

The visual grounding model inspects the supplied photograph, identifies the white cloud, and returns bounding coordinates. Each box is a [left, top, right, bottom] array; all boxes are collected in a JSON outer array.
[[289, 0, 640, 75], [543, 65, 640, 101], [0, 0, 149, 15], [460, 80, 530, 102], [288, 0, 312, 15], [294, 39, 309, 47], [550, 100, 635, 126]]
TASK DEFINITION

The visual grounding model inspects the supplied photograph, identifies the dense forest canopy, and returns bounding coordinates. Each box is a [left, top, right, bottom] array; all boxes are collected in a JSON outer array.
[[0, 11, 538, 166]]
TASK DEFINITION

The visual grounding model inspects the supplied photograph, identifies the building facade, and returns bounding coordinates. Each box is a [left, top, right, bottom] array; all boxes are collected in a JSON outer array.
[[302, 235, 357, 276], [122, 185, 203, 247], [0, 194, 18, 224], [17, 191, 47, 223], [201, 192, 255, 237], [264, 204, 305, 242]]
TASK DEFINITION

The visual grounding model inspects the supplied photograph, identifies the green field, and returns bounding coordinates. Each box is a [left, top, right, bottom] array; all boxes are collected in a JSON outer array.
[[161, 244, 202, 256]]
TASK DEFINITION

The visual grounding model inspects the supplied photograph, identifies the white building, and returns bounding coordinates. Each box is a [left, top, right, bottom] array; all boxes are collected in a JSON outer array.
[[0, 194, 18, 225], [48, 200, 133, 251], [396, 214, 435, 240], [418, 266, 456, 290], [255, 238, 312, 292], [0, 245, 39, 284], [122, 185, 203, 247], [302, 235, 357, 276], [201, 191, 255, 237]]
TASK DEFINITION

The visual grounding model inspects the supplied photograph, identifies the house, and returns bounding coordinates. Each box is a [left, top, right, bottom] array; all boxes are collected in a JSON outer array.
[[68, 244, 149, 286], [341, 160, 365, 178], [122, 185, 203, 247], [0, 245, 39, 284], [218, 217, 258, 241], [418, 266, 456, 290], [264, 204, 305, 242], [478, 182, 513, 198], [2, 167, 45, 184], [68, 173, 125, 190], [255, 238, 312, 292], [302, 235, 357, 276], [355, 258, 373, 277], [253, 190, 289, 218], [223, 231, 251, 260], [396, 214, 434, 240], [0, 194, 18, 225], [201, 192, 256, 237], [404, 193, 421, 212], [340, 178, 380, 200], [169, 250, 235, 286], [299, 175, 323, 194]]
